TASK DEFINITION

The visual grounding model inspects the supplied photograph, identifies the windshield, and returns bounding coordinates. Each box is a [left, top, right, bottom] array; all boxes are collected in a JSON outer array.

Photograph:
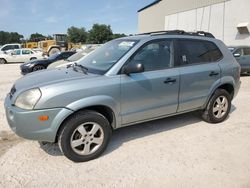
[[67, 48, 97, 62], [77, 39, 138, 74], [48, 52, 59, 60]]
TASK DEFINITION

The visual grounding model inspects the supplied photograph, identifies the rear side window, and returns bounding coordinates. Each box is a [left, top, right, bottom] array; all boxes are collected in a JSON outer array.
[[179, 39, 223, 65], [22, 50, 32, 54]]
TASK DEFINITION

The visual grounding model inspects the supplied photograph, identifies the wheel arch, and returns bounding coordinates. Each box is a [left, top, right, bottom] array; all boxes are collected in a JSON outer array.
[[203, 81, 235, 109], [54, 105, 116, 143]]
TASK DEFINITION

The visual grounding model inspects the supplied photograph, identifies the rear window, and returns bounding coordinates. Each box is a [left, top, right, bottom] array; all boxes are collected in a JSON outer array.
[[179, 39, 223, 65]]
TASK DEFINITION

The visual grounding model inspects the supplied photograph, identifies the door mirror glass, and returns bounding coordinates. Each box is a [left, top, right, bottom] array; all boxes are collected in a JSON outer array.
[[122, 63, 144, 75]]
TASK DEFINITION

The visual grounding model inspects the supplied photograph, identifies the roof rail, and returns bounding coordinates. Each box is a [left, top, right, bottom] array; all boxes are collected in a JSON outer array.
[[138, 30, 215, 38]]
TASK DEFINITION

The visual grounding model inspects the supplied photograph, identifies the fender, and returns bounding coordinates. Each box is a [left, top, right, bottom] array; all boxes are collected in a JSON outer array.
[[66, 95, 120, 127], [202, 76, 235, 109]]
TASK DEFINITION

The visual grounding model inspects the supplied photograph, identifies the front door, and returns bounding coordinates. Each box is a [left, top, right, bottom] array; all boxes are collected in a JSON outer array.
[[120, 39, 180, 125]]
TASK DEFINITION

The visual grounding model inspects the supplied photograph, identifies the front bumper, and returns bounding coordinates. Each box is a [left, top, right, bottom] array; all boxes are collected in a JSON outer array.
[[4, 94, 73, 142], [20, 65, 33, 75]]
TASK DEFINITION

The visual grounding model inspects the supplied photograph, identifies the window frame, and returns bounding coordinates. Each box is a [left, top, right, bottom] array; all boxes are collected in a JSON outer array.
[[175, 39, 223, 67], [119, 38, 177, 74]]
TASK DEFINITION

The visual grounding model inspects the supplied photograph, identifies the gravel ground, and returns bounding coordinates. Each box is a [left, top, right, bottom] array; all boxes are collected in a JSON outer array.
[[0, 64, 250, 188]]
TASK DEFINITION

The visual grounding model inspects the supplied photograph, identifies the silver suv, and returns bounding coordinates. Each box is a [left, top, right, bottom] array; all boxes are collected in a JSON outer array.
[[4, 31, 241, 162]]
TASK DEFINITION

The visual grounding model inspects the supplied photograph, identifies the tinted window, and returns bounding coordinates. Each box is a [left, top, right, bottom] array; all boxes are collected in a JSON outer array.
[[2, 45, 12, 51], [22, 50, 31, 54], [129, 40, 173, 71], [243, 48, 250, 55], [179, 40, 222, 65], [14, 45, 19, 49], [205, 42, 223, 61]]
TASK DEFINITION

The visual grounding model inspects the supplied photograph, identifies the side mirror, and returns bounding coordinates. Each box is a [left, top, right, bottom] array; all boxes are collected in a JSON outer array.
[[122, 63, 144, 75], [233, 53, 241, 58]]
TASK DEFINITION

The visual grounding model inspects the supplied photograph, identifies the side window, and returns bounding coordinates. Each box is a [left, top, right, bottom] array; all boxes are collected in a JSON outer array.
[[243, 48, 250, 56], [13, 50, 21, 55], [22, 50, 31, 55], [2, 45, 12, 51], [129, 40, 173, 71], [179, 40, 211, 65], [205, 41, 223, 61], [179, 40, 222, 65], [14, 45, 19, 49]]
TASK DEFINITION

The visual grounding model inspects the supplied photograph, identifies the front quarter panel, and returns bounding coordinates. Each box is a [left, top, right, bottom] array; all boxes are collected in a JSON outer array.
[[36, 75, 121, 127]]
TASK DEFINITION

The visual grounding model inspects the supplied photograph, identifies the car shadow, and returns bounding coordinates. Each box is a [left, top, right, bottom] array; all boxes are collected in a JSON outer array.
[[39, 105, 237, 158]]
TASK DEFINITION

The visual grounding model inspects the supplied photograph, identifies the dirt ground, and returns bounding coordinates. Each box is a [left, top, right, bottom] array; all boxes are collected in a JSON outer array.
[[0, 64, 250, 188]]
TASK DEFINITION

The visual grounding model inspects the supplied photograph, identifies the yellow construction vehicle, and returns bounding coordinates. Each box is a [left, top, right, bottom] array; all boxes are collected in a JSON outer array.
[[38, 34, 69, 56], [22, 41, 38, 49]]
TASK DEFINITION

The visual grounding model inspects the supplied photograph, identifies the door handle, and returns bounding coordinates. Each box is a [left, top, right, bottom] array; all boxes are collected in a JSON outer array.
[[209, 71, 219, 76], [164, 78, 176, 84]]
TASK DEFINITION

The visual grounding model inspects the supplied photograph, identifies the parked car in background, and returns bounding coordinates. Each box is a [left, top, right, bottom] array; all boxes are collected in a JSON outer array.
[[229, 46, 250, 74], [20, 51, 76, 74], [0, 43, 21, 54], [0, 48, 44, 64], [47, 45, 101, 69]]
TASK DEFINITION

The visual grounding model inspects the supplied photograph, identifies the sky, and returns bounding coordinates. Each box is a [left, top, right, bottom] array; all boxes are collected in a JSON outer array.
[[0, 0, 154, 38]]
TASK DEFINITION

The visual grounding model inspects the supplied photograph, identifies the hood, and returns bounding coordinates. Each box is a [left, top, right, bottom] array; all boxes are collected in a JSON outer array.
[[14, 68, 99, 92], [22, 58, 49, 66]]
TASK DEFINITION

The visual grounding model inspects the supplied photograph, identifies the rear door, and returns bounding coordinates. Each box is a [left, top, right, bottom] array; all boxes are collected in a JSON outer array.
[[120, 39, 180, 125], [176, 39, 222, 112]]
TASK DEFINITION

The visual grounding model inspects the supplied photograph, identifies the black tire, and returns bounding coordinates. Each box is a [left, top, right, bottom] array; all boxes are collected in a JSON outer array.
[[30, 57, 37, 61], [58, 110, 112, 162], [48, 48, 60, 56], [32, 65, 45, 72], [201, 89, 231, 123], [0, 58, 7, 64]]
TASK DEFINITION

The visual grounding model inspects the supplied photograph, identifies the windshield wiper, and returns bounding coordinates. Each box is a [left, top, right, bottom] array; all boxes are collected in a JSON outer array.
[[68, 62, 88, 74]]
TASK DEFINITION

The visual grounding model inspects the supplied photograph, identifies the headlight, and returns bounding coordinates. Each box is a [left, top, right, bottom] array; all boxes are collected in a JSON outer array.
[[15, 88, 41, 110]]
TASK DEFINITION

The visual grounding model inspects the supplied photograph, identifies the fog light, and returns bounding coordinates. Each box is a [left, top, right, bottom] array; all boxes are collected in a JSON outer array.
[[39, 115, 49, 121]]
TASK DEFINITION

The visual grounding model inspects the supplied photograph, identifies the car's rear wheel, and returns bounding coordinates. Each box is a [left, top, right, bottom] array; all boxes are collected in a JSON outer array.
[[58, 110, 112, 162], [33, 65, 45, 72], [0, 58, 7, 64], [201, 89, 231, 123]]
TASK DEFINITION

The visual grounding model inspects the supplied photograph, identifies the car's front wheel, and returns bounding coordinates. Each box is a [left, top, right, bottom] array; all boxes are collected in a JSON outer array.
[[201, 89, 231, 123], [58, 110, 112, 162], [33, 65, 45, 72]]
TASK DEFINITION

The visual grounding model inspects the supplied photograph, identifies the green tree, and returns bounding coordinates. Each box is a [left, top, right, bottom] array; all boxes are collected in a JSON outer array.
[[29, 33, 46, 42], [87, 24, 113, 44], [67, 26, 88, 43], [111, 33, 127, 39], [0, 31, 23, 45]]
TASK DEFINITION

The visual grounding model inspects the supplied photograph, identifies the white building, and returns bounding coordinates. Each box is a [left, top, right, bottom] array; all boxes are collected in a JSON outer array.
[[138, 0, 250, 45]]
